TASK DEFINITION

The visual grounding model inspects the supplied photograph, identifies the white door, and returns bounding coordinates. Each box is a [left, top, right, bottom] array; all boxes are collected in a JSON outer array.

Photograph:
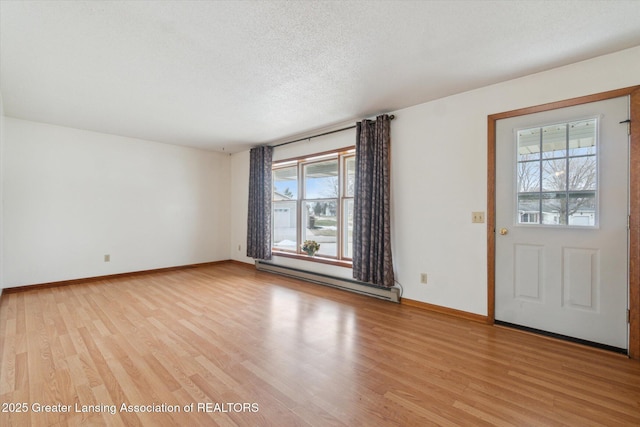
[[495, 96, 629, 350]]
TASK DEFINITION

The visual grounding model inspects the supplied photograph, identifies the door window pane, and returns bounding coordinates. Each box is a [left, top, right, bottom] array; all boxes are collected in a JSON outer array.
[[568, 192, 596, 226], [541, 193, 567, 225], [542, 124, 567, 158], [541, 159, 566, 191], [518, 128, 540, 161], [517, 161, 540, 192], [518, 194, 540, 224], [568, 119, 597, 156], [568, 156, 596, 191]]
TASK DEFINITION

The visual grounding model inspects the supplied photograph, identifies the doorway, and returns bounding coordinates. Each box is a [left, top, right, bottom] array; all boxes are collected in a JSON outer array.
[[487, 86, 640, 358]]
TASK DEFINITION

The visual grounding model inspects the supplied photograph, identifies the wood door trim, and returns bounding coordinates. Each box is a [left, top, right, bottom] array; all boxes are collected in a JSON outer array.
[[487, 86, 640, 359]]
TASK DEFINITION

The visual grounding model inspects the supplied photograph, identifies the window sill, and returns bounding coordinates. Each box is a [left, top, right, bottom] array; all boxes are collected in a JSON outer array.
[[271, 250, 353, 269]]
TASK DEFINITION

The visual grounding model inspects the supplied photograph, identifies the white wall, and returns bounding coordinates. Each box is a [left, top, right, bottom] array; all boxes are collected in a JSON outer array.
[[3, 119, 231, 287], [0, 92, 4, 293], [230, 149, 251, 263], [230, 45, 640, 315]]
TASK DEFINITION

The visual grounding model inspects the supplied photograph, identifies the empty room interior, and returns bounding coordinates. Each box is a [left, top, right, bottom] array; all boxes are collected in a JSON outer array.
[[1, 1, 640, 426]]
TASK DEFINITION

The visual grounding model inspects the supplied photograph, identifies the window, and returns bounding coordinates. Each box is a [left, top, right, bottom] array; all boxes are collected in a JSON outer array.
[[272, 148, 354, 260], [516, 118, 598, 227]]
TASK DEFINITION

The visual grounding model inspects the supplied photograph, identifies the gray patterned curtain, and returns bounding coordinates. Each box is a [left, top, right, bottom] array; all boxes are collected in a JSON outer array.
[[246, 145, 273, 260], [353, 114, 394, 287]]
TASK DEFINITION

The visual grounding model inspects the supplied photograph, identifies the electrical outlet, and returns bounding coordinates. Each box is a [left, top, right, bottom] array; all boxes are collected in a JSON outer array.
[[104, 254, 110, 262], [238, 244, 241, 251], [420, 273, 428, 284], [472, 211, 485, 223]]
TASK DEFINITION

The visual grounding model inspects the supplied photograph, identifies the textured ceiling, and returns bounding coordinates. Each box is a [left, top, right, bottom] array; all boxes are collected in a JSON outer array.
[[1, 1, 640, 152]]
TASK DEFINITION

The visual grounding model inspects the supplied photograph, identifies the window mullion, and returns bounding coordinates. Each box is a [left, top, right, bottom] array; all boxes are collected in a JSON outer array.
[[297, 162, 302, 254], [338, 154, 343, 260], [538, 126, 543, 223], [565, 123, 570, 225]]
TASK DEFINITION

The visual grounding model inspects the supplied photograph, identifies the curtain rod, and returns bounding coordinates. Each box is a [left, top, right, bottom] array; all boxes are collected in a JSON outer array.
[[272, 114, 395, 148]]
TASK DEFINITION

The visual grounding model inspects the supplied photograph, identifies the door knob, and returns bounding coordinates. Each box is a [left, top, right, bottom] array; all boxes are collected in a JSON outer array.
[[499, 228, 509, 235]]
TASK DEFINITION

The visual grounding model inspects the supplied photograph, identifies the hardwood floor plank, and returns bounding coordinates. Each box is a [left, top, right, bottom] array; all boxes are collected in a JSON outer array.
[[1, 389, 31, 427], [508, 369, 640, 423], [383, 390, 459, 426], [1, 262, 639, 426], [76, 327, 142, 427], [0, 335, 16, 395], [457, 387, 560, 427]]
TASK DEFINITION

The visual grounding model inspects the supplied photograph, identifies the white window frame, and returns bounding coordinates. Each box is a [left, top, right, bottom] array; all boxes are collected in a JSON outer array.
[[515, 117, 599, 228], [272, 147, 355, 262]]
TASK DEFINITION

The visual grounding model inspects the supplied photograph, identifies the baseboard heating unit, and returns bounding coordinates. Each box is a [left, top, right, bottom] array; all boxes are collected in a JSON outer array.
[[255, 261, 400, 303]]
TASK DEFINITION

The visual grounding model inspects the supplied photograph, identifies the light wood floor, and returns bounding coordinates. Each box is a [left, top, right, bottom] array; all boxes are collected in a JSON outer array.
[[1, 262, 639, 426]]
